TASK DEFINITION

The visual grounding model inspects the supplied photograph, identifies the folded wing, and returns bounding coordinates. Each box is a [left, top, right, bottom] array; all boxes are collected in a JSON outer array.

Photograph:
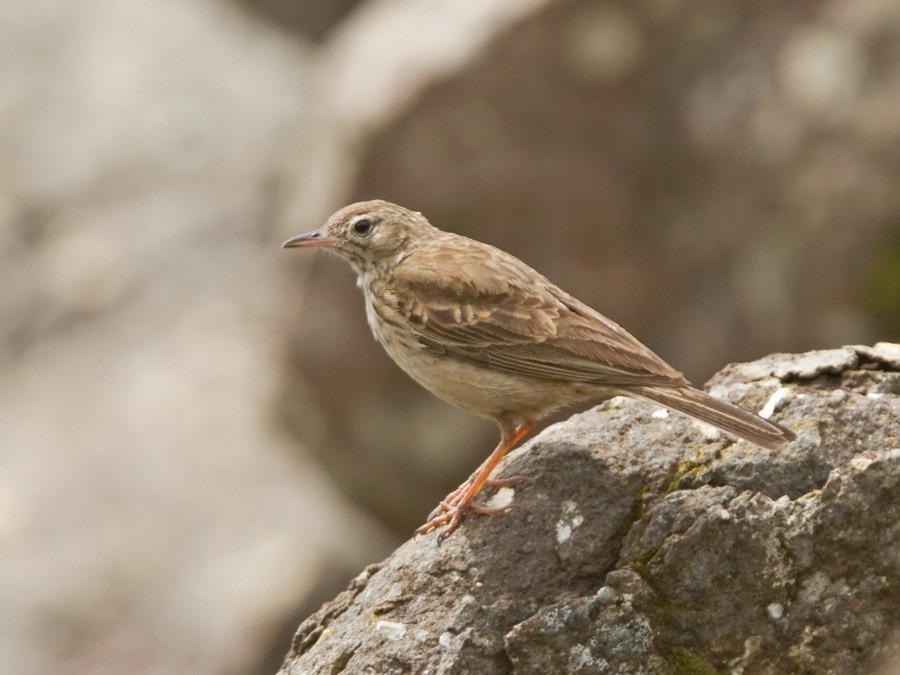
[[392, 238, 690, 389]]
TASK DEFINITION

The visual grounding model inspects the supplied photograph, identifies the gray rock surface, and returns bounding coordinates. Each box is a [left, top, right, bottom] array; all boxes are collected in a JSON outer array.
[[279, 345, 900, 674]]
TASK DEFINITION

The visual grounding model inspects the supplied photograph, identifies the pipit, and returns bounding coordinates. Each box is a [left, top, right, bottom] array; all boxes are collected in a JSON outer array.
[[283, 200, 795, 538]]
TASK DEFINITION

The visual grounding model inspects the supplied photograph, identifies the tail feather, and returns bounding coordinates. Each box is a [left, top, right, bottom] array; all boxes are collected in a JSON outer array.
[[635, 386, 795, 451]]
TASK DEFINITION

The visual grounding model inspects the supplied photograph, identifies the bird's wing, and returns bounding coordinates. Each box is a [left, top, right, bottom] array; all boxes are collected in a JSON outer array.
[[391, 239, 689, 389]]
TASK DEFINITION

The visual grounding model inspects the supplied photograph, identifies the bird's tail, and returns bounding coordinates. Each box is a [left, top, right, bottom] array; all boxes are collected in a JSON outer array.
[[634, 385, 795, 451]]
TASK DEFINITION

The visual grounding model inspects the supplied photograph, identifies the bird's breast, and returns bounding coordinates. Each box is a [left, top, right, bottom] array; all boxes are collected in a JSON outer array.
[[363, 286, 417, 353]]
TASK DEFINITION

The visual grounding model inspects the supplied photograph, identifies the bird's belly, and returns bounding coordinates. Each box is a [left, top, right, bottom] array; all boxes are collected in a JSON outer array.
[[368, 312, 585, 421], [399, 348, 571, 419]]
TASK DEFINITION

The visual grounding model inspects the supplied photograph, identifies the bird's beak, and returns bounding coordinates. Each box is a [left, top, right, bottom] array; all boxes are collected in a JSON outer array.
[[281, 230, 339, 249]]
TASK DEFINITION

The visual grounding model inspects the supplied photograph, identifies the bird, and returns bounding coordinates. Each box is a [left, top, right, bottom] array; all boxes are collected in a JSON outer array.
[[283, 200, 795, 538]]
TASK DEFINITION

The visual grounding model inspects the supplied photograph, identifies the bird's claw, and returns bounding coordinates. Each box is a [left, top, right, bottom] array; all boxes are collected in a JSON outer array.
[[418, 480, 527, 539], [425, 472, 531, 521]]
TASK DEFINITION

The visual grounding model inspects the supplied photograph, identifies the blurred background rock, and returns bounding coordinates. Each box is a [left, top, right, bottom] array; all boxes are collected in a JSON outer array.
[[1, 0, 897, 673]]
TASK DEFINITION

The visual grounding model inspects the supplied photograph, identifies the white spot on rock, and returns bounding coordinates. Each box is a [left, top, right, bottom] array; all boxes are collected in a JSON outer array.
[[556, 501, 585, 544], [651, 407, 669, 419], [693, 419, 721, 441], [849, 456, 873, 472], [438, 631, 453, 648], [543, 606, 573, 633], [760, 387, 791, 419], [594, 586, 619, 604], [487, 486, 515, 509], [767, 602, 784, 620], [375, 620, 407, 640], [606, 396, 630, 408], [568, 643, 596, 670]]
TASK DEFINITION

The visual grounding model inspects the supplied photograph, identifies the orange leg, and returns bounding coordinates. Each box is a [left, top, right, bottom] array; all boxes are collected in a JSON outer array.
[[416, 420, 535, 539], [424, 421, 536, 520]]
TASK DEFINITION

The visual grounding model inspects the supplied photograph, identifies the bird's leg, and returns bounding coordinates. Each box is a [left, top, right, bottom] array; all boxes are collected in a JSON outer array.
[[417, 420, 534, 539], [425, 434, 531, 520]]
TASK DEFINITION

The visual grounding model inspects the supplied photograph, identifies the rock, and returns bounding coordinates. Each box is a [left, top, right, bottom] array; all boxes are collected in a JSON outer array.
[[278, 345, 900, 674]]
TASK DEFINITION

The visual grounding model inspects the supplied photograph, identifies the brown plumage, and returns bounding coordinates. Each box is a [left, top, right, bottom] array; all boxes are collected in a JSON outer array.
[[283, 200, 795, 538]]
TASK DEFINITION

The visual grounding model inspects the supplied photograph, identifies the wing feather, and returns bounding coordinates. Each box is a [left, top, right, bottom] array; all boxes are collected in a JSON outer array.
[[391, 237, 689, 389]]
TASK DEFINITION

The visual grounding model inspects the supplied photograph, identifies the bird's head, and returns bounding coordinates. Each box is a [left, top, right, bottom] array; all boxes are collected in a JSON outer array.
[[282, 200, 434, 276]]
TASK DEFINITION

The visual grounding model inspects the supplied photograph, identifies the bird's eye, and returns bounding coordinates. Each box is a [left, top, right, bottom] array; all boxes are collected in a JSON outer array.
[[352, 218, 373, 236]]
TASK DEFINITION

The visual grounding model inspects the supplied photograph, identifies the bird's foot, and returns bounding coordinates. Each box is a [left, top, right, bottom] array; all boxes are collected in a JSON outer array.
[[425, 473, 532, 521], [417, 421, 536, 540], [418, 475, 530, 539], [415, 499, 522, 540]]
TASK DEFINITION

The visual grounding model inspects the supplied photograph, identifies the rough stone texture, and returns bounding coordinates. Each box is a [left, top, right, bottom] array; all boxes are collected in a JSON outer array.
[[279, 345, 900, 675]]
